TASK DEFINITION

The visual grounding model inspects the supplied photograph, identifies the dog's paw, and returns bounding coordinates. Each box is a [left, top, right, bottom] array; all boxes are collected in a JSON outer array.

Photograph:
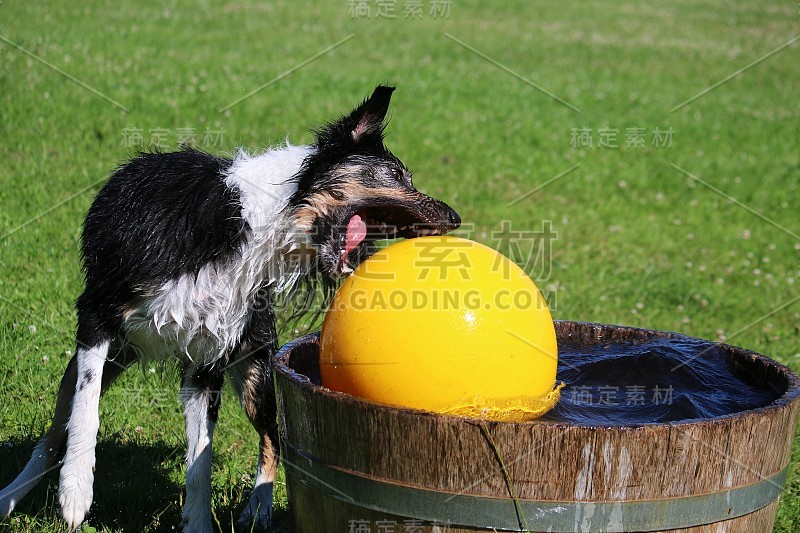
[[237, 483, 273, 531], [58, 460, 94, 530]]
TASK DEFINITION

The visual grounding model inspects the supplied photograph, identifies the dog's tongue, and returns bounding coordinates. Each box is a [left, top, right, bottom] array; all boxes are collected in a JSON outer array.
[[343, 214, 367, 260]]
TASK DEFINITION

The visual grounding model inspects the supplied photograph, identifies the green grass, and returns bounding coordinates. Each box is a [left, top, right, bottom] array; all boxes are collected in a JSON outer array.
[[1, 0, 799, 531]]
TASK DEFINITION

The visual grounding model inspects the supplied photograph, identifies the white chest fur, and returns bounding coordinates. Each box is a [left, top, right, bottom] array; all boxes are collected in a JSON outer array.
[[122, 144, 315, 365]]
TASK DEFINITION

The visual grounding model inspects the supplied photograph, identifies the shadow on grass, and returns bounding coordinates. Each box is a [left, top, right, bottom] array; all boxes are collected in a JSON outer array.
[[0, 436, 289, 532]]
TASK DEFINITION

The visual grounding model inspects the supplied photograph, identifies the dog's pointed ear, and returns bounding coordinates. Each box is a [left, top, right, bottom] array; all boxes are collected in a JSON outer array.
[[348, 85, 394, 143], [315, 85, 395, 149]]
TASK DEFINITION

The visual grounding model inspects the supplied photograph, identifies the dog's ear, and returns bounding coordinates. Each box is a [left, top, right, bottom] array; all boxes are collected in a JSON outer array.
[[348, 85, 394, 143], [316, 86, 395, 149]]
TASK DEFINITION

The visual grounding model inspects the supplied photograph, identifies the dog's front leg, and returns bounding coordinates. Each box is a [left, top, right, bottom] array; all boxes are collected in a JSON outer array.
[[229, 304, 279, 531], [180, 366, 224, 533]]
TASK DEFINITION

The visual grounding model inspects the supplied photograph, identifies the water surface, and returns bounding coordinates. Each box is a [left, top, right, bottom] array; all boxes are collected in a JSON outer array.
[[540, 335, 782, 425]]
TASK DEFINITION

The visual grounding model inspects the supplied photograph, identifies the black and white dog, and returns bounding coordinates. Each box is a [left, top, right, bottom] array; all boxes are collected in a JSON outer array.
[[0, 86, 459, 531]]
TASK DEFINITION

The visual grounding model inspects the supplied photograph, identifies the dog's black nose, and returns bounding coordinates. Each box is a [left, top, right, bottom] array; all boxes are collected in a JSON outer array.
[[447, 208, 461, 229]]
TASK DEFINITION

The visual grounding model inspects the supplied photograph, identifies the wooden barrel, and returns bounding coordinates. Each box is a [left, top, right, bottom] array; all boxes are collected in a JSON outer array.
[[273, 321, 800, 532]]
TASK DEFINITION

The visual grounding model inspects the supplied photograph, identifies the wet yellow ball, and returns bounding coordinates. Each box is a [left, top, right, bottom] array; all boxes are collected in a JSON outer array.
[[320, 236, 560, 421]]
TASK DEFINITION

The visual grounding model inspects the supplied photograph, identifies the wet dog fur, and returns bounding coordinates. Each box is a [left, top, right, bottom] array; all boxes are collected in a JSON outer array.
[[0, 86, 459, 531]]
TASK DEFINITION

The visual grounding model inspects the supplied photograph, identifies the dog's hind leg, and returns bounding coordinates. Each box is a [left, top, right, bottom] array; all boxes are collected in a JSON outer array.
[[0, 340, 133, 520], [229, 305, 279, 531], [180, 366, 223, 533], [0, 355, 80, 518], [56, 307, 121, 531]]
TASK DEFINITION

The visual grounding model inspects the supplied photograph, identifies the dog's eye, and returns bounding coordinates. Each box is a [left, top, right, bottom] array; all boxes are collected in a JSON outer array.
[[390, 168, 404, 182]]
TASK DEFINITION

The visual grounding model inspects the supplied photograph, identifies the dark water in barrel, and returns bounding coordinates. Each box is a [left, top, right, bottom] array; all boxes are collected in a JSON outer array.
[[540, 335, 783, 425]]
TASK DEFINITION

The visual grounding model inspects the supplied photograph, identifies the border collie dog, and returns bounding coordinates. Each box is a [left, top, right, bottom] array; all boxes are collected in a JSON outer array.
[[0, 86, 459, 531]]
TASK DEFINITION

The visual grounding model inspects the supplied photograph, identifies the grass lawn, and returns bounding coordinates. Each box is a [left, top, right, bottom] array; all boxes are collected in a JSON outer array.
[[1, 0, 799, 531]]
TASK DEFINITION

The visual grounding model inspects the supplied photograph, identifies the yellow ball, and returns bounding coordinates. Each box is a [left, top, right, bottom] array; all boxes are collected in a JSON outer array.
[[319, 236, 561, 421]]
